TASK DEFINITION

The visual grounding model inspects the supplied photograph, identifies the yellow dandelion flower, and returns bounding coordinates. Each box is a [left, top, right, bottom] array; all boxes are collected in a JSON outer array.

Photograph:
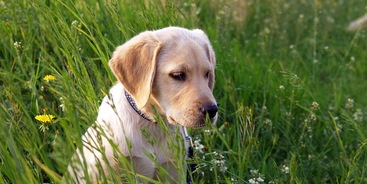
[[35, 114, 55, 124], [43, 75, 56, 82]]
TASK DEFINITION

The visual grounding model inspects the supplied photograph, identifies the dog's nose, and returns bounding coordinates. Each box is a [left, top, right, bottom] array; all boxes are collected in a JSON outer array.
[[201, 104, 218, 119]]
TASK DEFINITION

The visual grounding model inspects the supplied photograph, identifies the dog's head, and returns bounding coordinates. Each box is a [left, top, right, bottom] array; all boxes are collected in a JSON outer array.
[[109, 27, 217, 128]]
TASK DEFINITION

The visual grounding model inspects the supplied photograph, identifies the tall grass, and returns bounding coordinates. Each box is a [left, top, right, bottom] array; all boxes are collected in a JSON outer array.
[[1, 0, 366, 183]]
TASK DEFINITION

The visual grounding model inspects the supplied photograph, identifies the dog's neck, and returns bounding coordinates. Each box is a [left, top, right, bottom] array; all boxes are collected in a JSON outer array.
[[124, 90, 156, 123]]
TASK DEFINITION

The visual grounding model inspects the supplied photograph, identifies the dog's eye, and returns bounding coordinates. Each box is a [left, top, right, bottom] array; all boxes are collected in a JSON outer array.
[[169, 72, 186, 81]]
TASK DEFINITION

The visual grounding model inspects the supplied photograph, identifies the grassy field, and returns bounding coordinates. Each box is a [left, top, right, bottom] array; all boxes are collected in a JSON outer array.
[[1, 0, 367, 183]]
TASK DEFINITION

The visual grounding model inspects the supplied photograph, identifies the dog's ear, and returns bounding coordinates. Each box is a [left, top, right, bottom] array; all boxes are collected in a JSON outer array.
[[109, 32, 163, 109]]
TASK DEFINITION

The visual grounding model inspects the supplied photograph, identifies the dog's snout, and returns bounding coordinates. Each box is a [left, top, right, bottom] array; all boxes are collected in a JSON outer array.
[[201, 104, 218, 119]]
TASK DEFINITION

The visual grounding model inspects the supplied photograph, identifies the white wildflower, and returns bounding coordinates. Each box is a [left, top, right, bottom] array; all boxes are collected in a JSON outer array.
[[350, 56, 355, 62], [14, 41, 22, 50], [261, 106, 267, 111], [282, 165, 290, 174], [257, 177, 264, 182], [309, 113, 317, 121], [345, 98, 354, 109], [264, 118, 272, 126], [248, 177, 264, 184], [212, 152, 227, 172], [193, 139, 204, 153], [311, 101, 319, 110], [71, 20, 79, 27], [249, 178, 256, 184], [249, 169, 265, 183], [353, 108, 363, 122], [250, 169, 258, 175], [59, 97, 65, 111]]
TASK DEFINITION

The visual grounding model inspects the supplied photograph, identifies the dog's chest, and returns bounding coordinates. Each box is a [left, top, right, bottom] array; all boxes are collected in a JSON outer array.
[[131, 128, 176, 163], [126, 132, 178, 177]]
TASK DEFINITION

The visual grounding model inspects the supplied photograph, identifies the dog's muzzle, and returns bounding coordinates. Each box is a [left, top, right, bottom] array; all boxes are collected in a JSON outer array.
[[200, 104, 218, 119]]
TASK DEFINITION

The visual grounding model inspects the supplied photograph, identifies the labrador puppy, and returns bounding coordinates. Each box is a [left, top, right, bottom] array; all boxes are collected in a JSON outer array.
[[65, 27, 218, 183]]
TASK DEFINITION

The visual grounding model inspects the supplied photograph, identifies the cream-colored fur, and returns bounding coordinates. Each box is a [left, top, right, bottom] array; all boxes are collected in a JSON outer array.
[[65, 27, 217, 183]]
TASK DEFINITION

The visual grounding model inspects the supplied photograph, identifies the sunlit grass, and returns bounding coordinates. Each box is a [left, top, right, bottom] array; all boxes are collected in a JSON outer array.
[[1, 0, 367, 183]]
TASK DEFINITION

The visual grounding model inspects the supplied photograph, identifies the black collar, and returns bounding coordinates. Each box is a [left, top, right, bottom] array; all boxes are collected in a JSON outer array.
[[124, 90, 155, 123]]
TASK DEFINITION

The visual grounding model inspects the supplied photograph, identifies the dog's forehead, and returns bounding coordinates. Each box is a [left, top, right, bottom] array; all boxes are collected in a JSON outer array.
[[157, 40, 213, 72], [152, 28, 214, 73]]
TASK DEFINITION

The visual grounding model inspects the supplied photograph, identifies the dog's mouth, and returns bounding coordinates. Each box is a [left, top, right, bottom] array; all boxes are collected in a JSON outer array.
[[167, 116, 179, 125], [167, 116, 210, 128]]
